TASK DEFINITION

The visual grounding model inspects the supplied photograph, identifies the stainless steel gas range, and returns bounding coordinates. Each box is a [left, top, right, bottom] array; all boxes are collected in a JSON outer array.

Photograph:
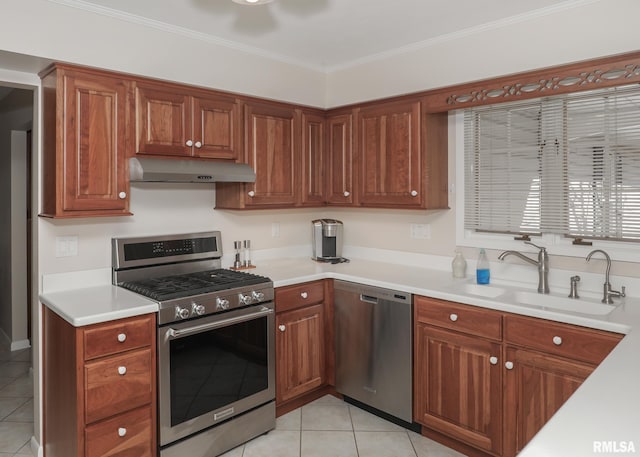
[[112, 231, 275, 457]]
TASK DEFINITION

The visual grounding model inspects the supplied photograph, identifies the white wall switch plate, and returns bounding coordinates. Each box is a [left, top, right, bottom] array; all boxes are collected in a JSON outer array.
[[56, 235, 79, 257], [272, 222, 280, 238]]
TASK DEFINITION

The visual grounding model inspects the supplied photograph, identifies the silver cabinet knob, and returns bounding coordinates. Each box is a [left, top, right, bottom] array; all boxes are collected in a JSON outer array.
[[278, 325, 286, 332], [186, 140, 194, 147], [117, 366, 127, 376], [343, 191, 350, 197], [410, 190, 418, 197], [117, 333, 126, 343], [300, 292, 308, 299], [553, 336, 563, 346], [489, 356, 498, 365], [118, 191, 127, 199], [248, 191, 255, 197], [505, 361, 514, 370], [195, 141, 202, 148], [449, 313, 458, 322], [118, 427, 127, 437]]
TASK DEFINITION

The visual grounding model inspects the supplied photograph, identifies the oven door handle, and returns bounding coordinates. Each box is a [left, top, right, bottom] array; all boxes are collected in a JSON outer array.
[[165, 306, 274, 341]]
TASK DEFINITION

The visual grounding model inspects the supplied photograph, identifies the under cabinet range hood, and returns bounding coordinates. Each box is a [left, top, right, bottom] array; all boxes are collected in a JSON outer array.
[[129, 157, 256, 183]]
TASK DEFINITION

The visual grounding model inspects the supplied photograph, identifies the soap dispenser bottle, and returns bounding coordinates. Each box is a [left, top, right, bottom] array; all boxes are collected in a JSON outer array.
[[476, 248, 491, 284], [452, 250, 467, 278]]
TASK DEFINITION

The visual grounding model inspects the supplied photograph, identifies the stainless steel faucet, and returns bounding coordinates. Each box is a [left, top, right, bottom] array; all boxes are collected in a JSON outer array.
[[498, 241, 550, 294], [585, 249, 626, 304]]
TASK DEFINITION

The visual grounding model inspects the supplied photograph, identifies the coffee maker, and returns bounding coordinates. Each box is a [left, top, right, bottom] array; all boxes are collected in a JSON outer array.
[[311, 219, 346, 262]]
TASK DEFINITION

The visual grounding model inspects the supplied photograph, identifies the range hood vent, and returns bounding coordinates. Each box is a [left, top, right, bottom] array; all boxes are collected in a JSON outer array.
[[129, 157, 256, 183]]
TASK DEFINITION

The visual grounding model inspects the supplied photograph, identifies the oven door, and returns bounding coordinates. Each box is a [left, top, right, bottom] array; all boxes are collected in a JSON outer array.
[[158, 302, 275, 447]]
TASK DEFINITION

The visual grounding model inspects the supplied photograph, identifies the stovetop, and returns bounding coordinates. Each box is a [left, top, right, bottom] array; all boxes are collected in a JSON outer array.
[[119, 268, 271, 301]]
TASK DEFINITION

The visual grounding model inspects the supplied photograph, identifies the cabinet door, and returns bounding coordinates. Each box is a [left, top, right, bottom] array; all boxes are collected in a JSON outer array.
[[276, 304, 325, 403], [300, 112, 325, 206], [193, 94, 240, 160], [60, 70, 130, 214], [359, 101, 422, 207], [415, 324, 502, 455], [135, 83, 192, 156], [503, 346, 593, 457], [326, 113, 354, 205], [244, 103, 298, 207]]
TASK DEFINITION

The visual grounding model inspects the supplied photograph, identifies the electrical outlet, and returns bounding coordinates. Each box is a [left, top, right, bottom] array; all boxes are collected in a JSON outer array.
[[410, 224, 431, 240], [56, 236, 79, 257]]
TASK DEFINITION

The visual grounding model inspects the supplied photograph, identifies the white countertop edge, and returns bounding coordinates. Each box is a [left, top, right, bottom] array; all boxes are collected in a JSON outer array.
[[39, 285, 158, 327]]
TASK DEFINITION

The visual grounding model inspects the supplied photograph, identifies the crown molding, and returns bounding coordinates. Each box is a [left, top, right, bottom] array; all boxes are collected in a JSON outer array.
[[49, 0, 600, 75]]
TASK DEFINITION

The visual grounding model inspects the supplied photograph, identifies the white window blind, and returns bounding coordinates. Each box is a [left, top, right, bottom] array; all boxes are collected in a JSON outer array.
[[464, 84, 640, 242]]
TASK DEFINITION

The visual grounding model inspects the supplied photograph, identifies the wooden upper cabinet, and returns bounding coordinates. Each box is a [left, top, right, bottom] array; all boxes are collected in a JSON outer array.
[[134, 81, 240, 160], [40, 65, 131, 218], [242, 102, 299, 207], [358, 100, 422, 208], [325, 113, 354, 205], [301, 112, 325, 206]]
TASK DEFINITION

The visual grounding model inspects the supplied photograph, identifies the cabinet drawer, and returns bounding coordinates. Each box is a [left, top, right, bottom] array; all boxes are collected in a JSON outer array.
[[504, 314, 622, 365], [85, 348, 153, 424], [84, 314, 154, 361], [415, 296, 502, 341], [85, 406, 153, 457], [276, 281, 324, 313]]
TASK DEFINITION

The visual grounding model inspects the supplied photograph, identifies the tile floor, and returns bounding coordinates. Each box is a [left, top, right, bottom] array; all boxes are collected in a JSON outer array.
[[0, 347, 33, 457], [220, 395, 467, 457]]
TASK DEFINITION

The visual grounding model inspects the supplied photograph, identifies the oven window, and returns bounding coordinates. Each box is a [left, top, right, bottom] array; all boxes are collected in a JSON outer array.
[[169, 316, 268, 426]]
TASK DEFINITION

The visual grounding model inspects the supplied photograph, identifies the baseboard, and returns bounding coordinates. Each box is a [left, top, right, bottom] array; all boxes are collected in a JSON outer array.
[[11, 339, 31, 351], [30, 435, 43, 457]]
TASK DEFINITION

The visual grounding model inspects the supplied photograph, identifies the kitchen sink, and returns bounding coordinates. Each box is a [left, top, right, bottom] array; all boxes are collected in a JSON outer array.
[[460, 283, 507, 299], [513, 291, 616, 315]]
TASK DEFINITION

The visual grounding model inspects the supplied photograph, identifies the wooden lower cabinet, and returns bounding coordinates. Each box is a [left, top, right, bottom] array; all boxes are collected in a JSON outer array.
[[276, 303, 326, 403], [275, 280, 333, 408], [414, 296, 623, 457], [43, 308, 157, 457], [414, 297, 503, 455], [415, 324, 502, 454], [503, 346, 592, 457]]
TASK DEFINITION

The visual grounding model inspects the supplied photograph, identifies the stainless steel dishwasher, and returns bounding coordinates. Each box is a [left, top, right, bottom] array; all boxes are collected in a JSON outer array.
[[334, 280, 413, 424]]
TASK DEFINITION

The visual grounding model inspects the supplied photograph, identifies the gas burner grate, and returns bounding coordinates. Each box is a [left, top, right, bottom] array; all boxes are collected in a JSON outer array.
[[119, 268, 270, 301]]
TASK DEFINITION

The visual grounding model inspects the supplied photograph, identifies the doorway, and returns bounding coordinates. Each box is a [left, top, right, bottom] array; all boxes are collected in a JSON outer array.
[[0, 86, 34, 351]]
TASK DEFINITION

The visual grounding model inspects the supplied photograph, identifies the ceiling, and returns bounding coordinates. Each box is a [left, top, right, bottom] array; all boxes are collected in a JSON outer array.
[[58, 0, 586, 71]]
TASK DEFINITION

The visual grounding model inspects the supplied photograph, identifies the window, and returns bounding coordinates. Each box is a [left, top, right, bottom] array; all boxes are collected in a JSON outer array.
[[463, 84, 640, 245]]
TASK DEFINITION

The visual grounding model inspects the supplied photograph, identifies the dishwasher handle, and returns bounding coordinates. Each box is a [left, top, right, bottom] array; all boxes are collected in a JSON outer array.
[[360, 294, 379, 304]]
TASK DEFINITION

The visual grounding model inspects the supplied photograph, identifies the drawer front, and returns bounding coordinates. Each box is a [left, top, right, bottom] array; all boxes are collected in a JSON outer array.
[[415, 296, 502, 340], [85, 406, 153, 457], [85, 348, 153, 424], [276, 281, 324, 313], [84, 314, 154, 361], [504, 314, 623, 365]]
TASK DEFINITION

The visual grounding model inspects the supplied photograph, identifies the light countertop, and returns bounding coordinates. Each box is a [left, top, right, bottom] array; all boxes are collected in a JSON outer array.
[[40, 256, 640, 456]]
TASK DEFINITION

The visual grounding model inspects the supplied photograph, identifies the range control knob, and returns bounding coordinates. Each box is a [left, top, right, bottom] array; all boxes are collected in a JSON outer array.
[[175, 306, 190, 320], [192, 303, 206, 316], [216, 297, 230, 311], [252, 291, 265, 301], [239, 293, 253, 305]]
